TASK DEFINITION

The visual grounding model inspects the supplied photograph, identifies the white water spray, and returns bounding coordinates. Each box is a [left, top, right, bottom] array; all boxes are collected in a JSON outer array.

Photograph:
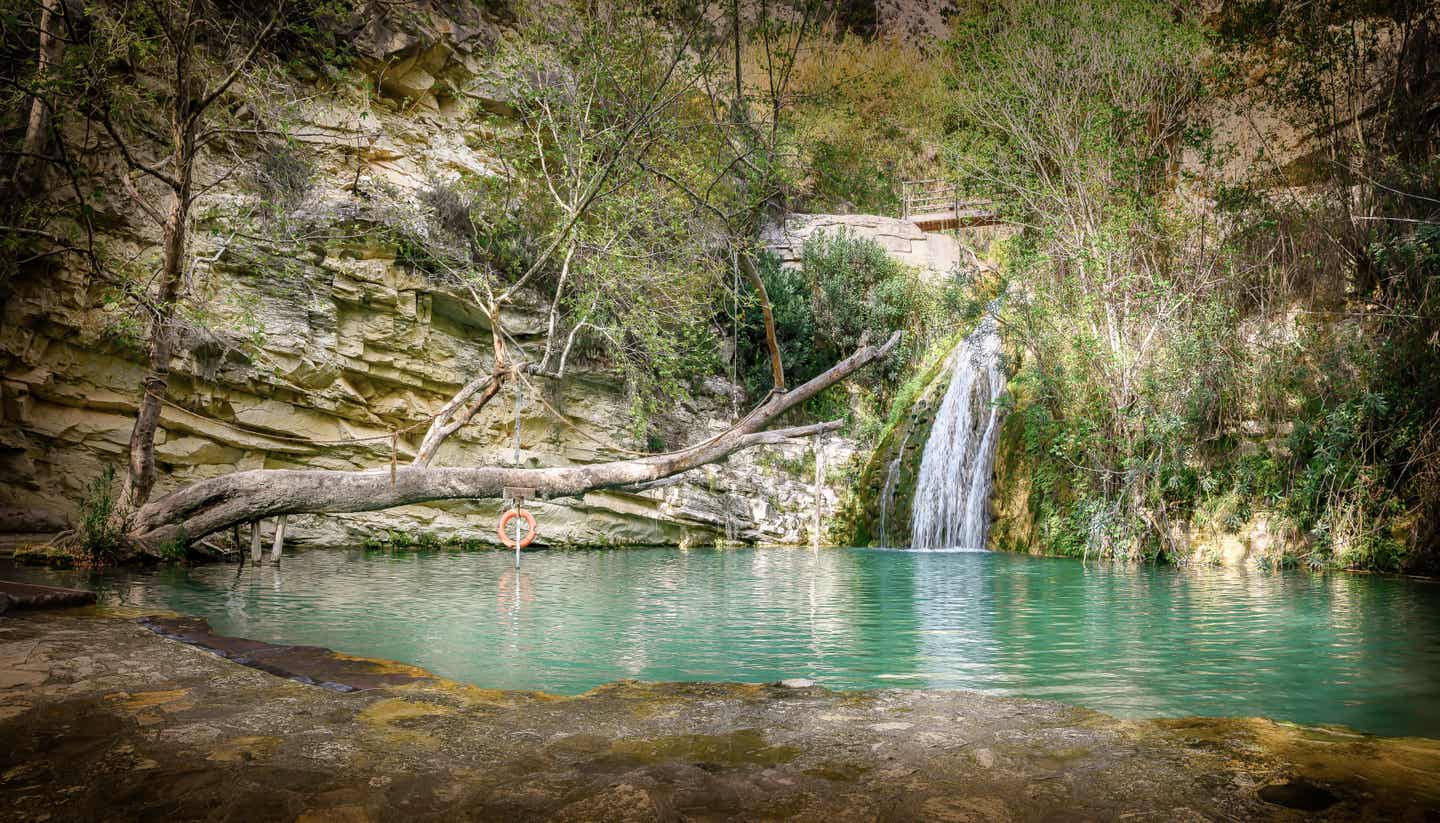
[[910, 315, 1006, 550]]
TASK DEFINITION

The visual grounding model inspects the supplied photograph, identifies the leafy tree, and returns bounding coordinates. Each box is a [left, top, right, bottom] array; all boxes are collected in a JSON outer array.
[[2, 0, 282, 517], [741, 230, 947, 423], [945, 0, 1212, 560], [950, 0, 1439, 569]]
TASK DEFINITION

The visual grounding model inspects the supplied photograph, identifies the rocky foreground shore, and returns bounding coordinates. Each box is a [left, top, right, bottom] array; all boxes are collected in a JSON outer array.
[[2, 611, 1437, 821]]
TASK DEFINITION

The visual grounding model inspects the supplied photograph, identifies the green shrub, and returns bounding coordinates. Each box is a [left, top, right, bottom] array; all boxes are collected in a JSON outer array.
[[739, 233, 951, 429], [806, 230, 925, 386], [76, 465, 125, 564], [157, 528, 188, 562]]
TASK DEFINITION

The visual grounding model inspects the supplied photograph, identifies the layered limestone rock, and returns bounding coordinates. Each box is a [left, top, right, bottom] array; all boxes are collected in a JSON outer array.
[[0, 211, 849, 550]]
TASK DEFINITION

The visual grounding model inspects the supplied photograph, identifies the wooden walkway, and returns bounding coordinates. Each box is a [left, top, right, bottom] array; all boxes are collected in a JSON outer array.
[[901, 180, 1001, 231]]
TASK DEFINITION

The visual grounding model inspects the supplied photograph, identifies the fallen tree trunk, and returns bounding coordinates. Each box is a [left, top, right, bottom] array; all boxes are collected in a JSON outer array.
[[129, 332, 901, 550]]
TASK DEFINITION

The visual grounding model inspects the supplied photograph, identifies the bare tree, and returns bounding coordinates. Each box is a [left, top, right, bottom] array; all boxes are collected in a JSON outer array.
[[75, 0, 281, 512], [130, 331, 898, 548]]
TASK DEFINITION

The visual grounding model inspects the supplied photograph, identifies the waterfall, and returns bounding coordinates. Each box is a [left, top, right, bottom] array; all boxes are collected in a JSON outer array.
[[910, 315, 1006, 550]]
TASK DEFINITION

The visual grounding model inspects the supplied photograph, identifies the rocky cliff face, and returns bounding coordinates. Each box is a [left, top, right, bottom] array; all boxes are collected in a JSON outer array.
[[0, 5, 864, 550]]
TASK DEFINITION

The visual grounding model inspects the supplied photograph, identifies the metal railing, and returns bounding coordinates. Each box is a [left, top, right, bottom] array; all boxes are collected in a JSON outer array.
[[900, 180, 998, 226], [901, 179, 959, 220]]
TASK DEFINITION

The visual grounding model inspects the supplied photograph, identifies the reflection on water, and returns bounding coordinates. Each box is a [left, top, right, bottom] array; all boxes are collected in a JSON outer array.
[[10, 548, 1440, 737]]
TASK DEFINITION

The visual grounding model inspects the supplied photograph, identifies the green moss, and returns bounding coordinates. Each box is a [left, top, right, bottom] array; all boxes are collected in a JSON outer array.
[[13, 544, 77, 568], [755, 449, 814, 479], [363, 529, 493, 553]]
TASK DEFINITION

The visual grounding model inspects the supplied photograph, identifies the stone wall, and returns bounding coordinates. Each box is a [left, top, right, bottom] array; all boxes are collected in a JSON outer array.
[[761, 214, 964, 282]]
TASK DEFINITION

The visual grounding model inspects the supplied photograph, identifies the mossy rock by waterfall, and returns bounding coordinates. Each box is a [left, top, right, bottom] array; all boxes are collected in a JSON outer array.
[[985, 340, 1037, 553], [834, 344, 956, 547], [987, 396, 1037, 553]]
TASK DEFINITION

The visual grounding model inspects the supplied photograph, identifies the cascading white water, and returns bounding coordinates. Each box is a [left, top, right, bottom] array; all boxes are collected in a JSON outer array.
[[910, 315, 1006, 550]]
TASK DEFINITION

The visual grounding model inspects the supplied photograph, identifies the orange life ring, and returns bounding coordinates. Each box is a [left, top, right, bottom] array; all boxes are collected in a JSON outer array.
[[498, 508, 537, 549]]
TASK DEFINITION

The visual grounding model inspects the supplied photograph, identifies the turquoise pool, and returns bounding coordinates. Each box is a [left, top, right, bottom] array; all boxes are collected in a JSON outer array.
[[11, 547, 1440, 737]]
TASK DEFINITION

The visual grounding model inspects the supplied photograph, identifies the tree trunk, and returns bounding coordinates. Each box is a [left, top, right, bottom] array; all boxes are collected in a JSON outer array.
[[122, 186, 189, 509], [412, 371, 504, 466], [128, 332, 900, 550], [122, 87, 197, 510], [740, 251, 786, 390], [9, 0, 63, 197]]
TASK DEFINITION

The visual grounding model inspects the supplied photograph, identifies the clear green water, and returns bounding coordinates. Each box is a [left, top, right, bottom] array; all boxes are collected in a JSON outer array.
[[12, 547, 1440, 737]]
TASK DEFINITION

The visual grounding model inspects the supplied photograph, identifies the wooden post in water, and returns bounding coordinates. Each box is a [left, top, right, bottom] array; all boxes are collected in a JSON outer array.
[[504, 487, 534, 569], [812, 432, 823, 550], [512, 507, 522, 568], [250, 521, 263, 564], [509, 381, 525, 568], [270, 515, 287, 562]]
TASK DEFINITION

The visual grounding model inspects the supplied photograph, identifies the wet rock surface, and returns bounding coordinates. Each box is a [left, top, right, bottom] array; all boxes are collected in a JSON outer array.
[[139, 616, 427, 692], [3, 612, 1439, 822], [0, 580, 96, 612], [1258, 778, 1340, 811]]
